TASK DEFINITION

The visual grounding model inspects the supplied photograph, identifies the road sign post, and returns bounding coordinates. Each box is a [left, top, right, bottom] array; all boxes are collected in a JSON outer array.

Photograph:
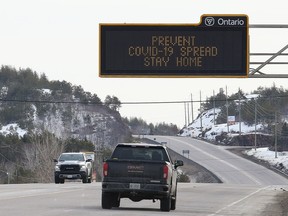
[[182, 150, 190, 159]]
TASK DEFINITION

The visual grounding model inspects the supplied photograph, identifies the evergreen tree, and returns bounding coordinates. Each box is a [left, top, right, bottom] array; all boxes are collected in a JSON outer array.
[[104, 95, 121, 111]]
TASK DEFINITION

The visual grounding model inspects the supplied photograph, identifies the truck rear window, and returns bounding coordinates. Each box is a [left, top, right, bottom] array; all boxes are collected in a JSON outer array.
[[111, 146, 169, 162]]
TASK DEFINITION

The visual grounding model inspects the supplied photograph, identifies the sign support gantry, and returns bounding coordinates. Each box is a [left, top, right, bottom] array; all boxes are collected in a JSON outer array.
[[248, 24, 288, 78]]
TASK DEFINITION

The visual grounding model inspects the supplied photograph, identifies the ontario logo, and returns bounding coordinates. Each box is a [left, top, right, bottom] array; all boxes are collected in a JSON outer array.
[[205, 17, 215, 26]]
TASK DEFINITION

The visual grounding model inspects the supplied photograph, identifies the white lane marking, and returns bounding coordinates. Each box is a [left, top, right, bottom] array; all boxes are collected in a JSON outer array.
[[165, 136, 262, 185], [208, 186, 270, 216], [0, 188, 83, 201]]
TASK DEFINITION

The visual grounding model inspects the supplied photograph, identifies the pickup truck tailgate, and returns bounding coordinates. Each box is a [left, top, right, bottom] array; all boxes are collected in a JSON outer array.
[[105, 160, 167, 183]]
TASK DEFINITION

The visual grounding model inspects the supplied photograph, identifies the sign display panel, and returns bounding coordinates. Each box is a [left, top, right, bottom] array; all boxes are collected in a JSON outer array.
[[100, 15, 249, 77]]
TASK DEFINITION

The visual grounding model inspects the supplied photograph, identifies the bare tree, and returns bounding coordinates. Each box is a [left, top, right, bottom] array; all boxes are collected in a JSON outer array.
[[22, 131, 65, 183]]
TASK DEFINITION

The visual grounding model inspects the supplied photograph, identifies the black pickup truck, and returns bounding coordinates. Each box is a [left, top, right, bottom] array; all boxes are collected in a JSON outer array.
[[102, 143, 183, 211]]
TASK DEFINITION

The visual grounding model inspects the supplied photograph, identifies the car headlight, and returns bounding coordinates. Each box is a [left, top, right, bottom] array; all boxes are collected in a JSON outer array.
[[55, 165, 60, 171], [80, 165, 86, 171]]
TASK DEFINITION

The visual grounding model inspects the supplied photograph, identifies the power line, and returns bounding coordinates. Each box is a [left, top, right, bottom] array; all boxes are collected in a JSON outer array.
[[1, 94, 288, 105]]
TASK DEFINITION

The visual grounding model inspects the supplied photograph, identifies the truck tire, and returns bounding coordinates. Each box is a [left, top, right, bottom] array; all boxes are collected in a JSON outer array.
[[102, 192, 112, 209], [113, 199, 120, 208], [171, 186, 177, 210], [111, 193, 120, 207], [55, 176, 60, 184], [160, 196, 171, 212], [82, 176, 88, 183], [87, 172, 92, 183], [171, 196, 176, 210]]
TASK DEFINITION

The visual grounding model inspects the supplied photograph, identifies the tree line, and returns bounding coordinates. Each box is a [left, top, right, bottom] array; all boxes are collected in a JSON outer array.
[[203, 85, 288, 126], [122, 117, 179, 136], [0, 66, 180, 183], [202, 85, 288, 150], [0, 132, 96, 184], [0, 66, 122, 126]]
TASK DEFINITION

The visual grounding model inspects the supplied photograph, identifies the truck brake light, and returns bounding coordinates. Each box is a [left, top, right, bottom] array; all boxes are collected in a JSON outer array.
[[103, 162, 108, 177], [163, 165, 169, 179]]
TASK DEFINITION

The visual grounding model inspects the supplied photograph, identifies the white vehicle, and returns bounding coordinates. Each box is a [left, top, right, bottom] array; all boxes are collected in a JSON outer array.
[[54, 152, 93, 184]]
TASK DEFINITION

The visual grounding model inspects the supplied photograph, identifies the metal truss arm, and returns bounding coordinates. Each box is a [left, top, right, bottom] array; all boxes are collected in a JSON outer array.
[[248, 24, 288, 78]]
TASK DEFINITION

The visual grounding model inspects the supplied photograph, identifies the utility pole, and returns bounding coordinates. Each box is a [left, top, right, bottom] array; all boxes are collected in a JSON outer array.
[[275, 111, 278, 158], [184, 102, 187, 128], [254, 99, 257, 150], [191, 94, 194, 122], [213, 90, 216, 125], [238, 88, 242, 136], [187, 102, 190, 125], [226, 86, 229, 133], [200, 91, 203, 133]]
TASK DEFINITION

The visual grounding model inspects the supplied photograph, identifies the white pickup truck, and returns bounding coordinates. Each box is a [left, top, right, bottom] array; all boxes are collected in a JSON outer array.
[[54, 152, 93, 184]]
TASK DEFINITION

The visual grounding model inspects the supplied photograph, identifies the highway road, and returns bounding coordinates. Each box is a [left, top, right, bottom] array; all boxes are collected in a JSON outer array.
[[1, 136, 288, 215], [146, 135, 288, 185], [0, 182, 287, 216]]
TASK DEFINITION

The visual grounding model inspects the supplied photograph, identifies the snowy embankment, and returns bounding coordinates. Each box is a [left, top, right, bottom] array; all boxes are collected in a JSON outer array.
[[180, 107, 264, 141], [180, 106, 288, 173], [0, 123, 27, 137], [245, 147, 288, 172]]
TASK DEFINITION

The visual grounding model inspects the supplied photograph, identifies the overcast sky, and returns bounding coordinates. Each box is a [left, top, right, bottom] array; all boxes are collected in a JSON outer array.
[[0, 0, 288, 127]]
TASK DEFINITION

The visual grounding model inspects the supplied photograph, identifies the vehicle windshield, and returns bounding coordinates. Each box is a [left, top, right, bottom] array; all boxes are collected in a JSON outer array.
[[59, 154, 84, 161]]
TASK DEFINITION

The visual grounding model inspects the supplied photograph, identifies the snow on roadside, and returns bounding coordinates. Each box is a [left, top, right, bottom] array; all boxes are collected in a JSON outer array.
[[245, 147, 288, 170], [0, 123, 27, 137], [182, 107, 265, 141], [180, 105, 288, 172]]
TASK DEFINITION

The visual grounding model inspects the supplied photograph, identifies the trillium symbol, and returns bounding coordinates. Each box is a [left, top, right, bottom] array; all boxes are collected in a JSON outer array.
[[205, 17, 215, 26]]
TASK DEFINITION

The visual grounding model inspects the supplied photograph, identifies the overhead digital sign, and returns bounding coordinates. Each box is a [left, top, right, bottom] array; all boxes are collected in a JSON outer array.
[[100, 15, 249, 77]]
